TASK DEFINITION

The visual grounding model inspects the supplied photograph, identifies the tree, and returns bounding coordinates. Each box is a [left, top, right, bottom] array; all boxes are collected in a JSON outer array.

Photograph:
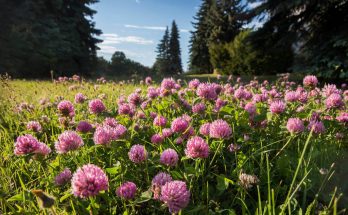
[[188, 0, 214, 74], [153, 27, 171, 75], [189, 0, 249, 74], [168, 21, 183, 74], [248, 0, 348, 78], [209, 30, 256, 75], [207, 0, 248, 44], [0, 0, 102, 78], [108, 51, 150, 77]]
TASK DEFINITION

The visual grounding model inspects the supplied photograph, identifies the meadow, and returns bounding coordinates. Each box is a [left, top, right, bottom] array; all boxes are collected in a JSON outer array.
[[0, 74, 347, 214]]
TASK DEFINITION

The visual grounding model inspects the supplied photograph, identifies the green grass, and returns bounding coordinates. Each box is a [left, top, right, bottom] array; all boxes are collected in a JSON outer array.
[[0, 76, 347, 214]]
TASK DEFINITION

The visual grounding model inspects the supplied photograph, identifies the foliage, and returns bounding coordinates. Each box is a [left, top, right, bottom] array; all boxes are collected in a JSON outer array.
[[0, 0, 101, 78], [189, 0, 249, 74], [188, 0, 214, 74], [209, 30, 258, 75], [248, 0, 348, 78], [95, 52, 151, 78]]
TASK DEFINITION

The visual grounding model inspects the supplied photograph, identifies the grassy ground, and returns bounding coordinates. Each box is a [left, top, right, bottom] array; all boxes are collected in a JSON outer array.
[[0, 76, 347, 214]]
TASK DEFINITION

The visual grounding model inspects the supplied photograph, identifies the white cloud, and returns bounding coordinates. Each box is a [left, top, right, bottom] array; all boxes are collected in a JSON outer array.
[[249, 1, 263, 9], [98, 45, 118, 54], [135, 0, 140, 3], [180, 29, 190, 33], [125, 24, 190, 33], [125, 24, 166, 31], [100, 33, 153, 45]]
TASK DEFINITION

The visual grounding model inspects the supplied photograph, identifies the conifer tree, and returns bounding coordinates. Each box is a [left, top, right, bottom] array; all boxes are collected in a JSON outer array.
[[188, 0, 214, 73], [153, 27, 171, 75], [168, 21, 183, 74], [0, 0, 102, 78]]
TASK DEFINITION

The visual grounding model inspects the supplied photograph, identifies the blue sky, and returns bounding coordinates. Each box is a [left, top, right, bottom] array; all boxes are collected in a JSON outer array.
[[91, 0, 202, 71], [91, 0, 263, 71]]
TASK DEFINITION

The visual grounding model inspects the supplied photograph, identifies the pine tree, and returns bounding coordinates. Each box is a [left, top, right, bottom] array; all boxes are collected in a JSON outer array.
[[153, 27, 171, 75], [188, 0, 214, 74], [207, 0, 247, 44], [0, 0, 102, 78], [248, 0, 348, 78], [168, 20, 183, 74]]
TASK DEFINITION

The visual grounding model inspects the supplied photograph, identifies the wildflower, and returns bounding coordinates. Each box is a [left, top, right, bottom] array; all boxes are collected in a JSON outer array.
[[322, 84, 341, 97], [209, 119, 232, 139], [228, 144, 241, 152], [303, 75, 318, 87], [336, 112, 348, 123], [214, 98, 227, 111], [76, 121, 93, 133], [55, 168, 72, 186], [286, 118, 305, 134], [128, 93, 142, 106], [239, 173, 259, 189], [128, 145, 148, 164], [308, 121, 325, 134], [196, 83, 218, 100], [118, 103, 135, 116], [35, 142, 52, 156], [160, 149, 179, 167], [103, 117, 118, 128], [188, 79, 200, 89], [285, 91, 299, 102], [185, 136, 210, 159], [175, 137, 183, 145], [14, 134, 40, 155], [269, 100, 286, 114], [89, 99, 106, 114], [74, 93, 86, 104], [145, 76, 152, 85], [93, 126, 115, 145], [151, 134, 164, 144], [151, 172, 172, 200], [325, 93, 344, 109], [160, 181, 190, 213], [199, 123, 210, 136], [57, 100, 75, 117], [171, 117, 189, 133], [161, 78, 177, 90], [154, 115, 167, 127], [162, 128, 173, 138], [192, 103, 206, 114], [147, 87, 159, 99], [72, 164, 108, 198], [244, 102, 256, 115], [116, 182, 137, 200], [55, 131, 84, 153], [26, 121, 42, 132], [234, 87, 245, 99]]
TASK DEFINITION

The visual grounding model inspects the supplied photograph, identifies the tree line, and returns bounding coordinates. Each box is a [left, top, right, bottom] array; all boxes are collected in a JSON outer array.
[[1, 0, 347, 79], [189, 0, 348, 79]]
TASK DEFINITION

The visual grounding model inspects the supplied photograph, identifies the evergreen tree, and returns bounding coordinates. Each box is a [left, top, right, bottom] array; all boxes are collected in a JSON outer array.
[[248, 0, 348, 78], [0, 0, 101, 78], [188, 0, 214, 74], [153, 27, 171, 75], [168, 21, 183, 74], [207, 0, 248, 44]]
